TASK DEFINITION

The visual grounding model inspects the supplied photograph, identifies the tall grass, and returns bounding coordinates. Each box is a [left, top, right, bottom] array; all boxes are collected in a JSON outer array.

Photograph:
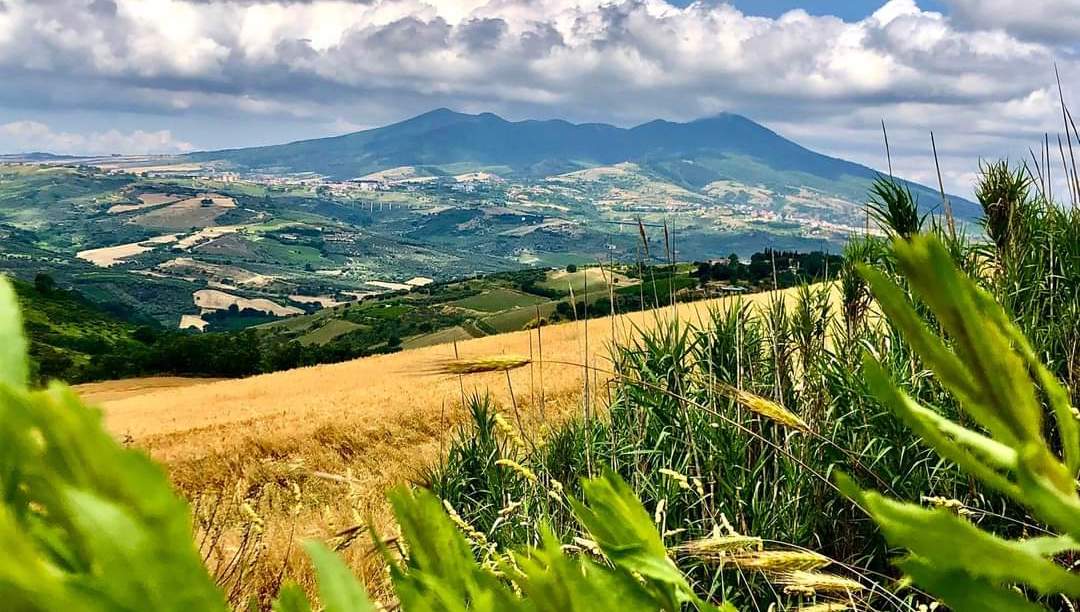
[[428, 153, 1080, 609]]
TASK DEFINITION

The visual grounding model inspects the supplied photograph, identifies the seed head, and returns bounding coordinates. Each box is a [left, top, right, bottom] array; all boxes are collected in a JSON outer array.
[[777, 570, 863, 596], [434, 356, 531, 375], [659, 468, 691, 490], [921, 495, 973, 516], [675, 534, 764, 559], [495, 458, 538, 482], [715, 382, 811, 433], [798, 604, 851, 612], [723, 550, 831, 574]]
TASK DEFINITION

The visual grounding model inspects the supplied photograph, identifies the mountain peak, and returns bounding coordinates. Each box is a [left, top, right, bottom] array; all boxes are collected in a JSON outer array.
[[187, 108, 976, 217]]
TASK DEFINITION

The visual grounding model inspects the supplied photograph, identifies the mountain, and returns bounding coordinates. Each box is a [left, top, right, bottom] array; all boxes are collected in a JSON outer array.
[[189, 109, 978, 217], [0, 152, 84, 162]]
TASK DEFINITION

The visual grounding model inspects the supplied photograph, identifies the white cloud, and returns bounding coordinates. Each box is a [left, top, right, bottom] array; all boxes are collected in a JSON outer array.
[[0, 0, 1076, 194], [0, 120, 195, 155], [944, 0, 1080, 44]]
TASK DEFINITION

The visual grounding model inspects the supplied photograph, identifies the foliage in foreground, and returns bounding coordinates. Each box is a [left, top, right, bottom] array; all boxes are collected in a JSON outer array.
[[844, 234, 1080, 610], [426, 135, 1080, 606], [0, 276, 740, 610]]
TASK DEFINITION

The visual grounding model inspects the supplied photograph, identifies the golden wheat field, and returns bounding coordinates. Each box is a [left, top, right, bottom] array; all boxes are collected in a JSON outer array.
[[80, 286, 812, 602]]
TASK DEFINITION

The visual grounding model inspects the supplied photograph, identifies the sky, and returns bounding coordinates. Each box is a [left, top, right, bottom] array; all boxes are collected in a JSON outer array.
[[0, 0, 1078, 195]]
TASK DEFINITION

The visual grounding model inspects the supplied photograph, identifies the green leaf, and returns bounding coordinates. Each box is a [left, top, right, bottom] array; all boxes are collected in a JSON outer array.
[[858, 264, 979, 404], [890, 235, 1042, 447], [272, 581, 313, 612], [1015, 534, 1080, 558], [1013, 443, 1080, 542], [385, 486, 519, 611], [978, 287, 1080, 477], [898, 556, 1046, 612], [568, 469, 696, 610], [304, 541, 376, 612], [0, 380, 226, 612], [0, 278, 28, 389], [509, 529, 657, 612], [862, 356, 1021, 499], [0, 504, 71, 611], [845, 480, 1080, 597]]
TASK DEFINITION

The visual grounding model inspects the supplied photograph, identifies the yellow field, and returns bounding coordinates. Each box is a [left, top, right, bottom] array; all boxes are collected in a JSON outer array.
[[75, 376, 225, 404], [76, 234, 179, 267], [93, 286, 809, 600], [192, 288, 303, 317]]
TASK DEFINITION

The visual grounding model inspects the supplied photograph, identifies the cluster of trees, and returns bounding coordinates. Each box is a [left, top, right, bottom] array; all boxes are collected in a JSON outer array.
[[74, 327, 405, 382], [693, 249, 842, 288]]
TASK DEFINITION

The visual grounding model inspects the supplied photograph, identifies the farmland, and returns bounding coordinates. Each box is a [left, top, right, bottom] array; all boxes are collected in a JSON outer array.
[[92, 285, 811, 600], [448, 287, 547, 312], [0, 157, 863, 332]]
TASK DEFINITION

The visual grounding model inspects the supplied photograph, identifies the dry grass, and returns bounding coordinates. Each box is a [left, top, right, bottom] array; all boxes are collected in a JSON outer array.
[[192, 289, 303, 317], [75, 376, 227, 404], [92, 285, 811, 602], [132, 194, 237, 230], [76, 234, 178, 267]]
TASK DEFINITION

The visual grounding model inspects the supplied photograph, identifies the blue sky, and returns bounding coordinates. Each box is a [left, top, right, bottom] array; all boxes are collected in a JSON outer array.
[[715, 0, 946, 18], [0, 0, 1076, 195]]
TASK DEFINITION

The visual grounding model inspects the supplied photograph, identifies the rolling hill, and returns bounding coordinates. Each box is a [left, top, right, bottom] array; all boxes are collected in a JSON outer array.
[[190, 108, 979, 217]]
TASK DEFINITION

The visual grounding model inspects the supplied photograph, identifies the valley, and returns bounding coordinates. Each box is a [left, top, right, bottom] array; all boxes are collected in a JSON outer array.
[[0, 110, 974, 339]]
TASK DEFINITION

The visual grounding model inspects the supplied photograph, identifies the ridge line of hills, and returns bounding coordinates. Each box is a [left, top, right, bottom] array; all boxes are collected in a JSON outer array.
[[187, 108, 978, 215]]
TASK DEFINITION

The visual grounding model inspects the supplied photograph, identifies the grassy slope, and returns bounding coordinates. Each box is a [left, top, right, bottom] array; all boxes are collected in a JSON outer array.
[[13, 278, 143, 381], [85, 284, 820, 595], [448, 288, 547, 313]]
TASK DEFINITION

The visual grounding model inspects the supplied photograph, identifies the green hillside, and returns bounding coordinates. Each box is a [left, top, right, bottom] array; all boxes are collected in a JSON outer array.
[[190, 109, 979, 218], [13, 274, 149, 384]]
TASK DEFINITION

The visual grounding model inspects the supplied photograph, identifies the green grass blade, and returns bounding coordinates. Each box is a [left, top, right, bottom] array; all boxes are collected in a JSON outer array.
[[303, 541, 376, 612], [0, 278, 28, 389]]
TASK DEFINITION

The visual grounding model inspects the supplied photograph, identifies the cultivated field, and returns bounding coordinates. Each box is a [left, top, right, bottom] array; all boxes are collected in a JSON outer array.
[[94, 286, 813, 597], [132, 194, 236, 230], [107, 192, 185, 214], [75, 376, 225, 404], [401, 324, 475, 349], [297, 318, 363, 345], [192, 289, 303, 316], [539, 266, 636, 294], [448, 287, 547, 312], [160, 257, 276, 288], [76, 234, 178, 267]]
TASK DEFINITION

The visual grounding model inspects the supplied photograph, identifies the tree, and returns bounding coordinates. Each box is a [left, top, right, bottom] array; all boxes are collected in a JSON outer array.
[[132, 326, 159, 345], [34, 273, 56, 294], [693, 262, 712, 286], [554, 301, 574, 320], [566, 264, 578, 273]]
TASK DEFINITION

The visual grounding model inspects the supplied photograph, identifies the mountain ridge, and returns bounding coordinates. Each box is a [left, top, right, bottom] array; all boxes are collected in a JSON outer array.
[[188, 108, 978, 217]]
